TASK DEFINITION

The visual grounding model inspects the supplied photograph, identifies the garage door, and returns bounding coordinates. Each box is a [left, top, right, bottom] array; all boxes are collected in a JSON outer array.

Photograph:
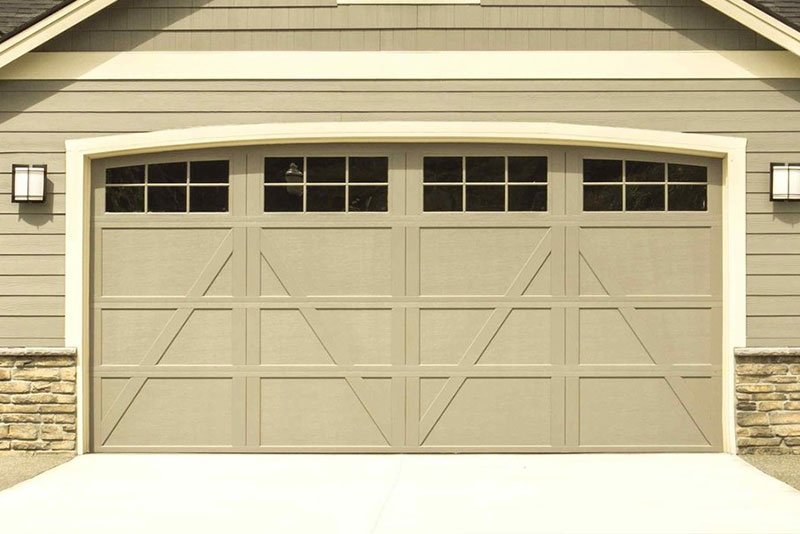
[[91, 143, 722, 452]]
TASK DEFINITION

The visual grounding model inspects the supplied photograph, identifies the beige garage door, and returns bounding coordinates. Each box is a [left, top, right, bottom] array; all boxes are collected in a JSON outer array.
[[91, 143, 722, 452]]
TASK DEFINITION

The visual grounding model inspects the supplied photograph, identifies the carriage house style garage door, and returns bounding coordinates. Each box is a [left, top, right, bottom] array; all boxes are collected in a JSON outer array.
[[90, 144, 722, 453]]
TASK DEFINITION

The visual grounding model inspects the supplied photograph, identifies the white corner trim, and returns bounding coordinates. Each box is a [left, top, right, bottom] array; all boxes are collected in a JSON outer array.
[[701, 0, 800, 58], [0, 0, 119, 71], [3, 51, 800, 80], [65, 121, 747, 454]]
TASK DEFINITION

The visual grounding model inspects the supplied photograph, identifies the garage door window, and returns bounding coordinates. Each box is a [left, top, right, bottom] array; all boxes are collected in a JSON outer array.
[[264, 156, 388, 213], [105, 160, 230, 213], [583, 159, 707, 212], [423, 156, 548, 212]]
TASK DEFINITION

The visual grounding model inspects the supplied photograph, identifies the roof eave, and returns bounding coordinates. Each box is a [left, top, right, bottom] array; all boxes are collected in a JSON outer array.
[[0, 0, 118, 71], [700, 0, 800, 57]]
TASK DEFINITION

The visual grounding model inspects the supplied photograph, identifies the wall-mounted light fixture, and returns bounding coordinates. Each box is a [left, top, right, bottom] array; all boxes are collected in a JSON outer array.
[[771, 163, 800, 201], [11, 164, 47, 203]]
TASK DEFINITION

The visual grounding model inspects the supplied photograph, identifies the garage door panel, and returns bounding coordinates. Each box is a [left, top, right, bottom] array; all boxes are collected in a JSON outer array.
[[578, 378, 710, 447], [159, 309, 234, 366], [259, 378, 391, 447], [579, 308, 656, 365], [99, 309, 175, 365], [579, 227, 712, 296], [419, 309, 492, 365], [102, 378, 234, 448], [260, 308, 393, 366], [101, 228, 232, 297], [260, 309, 335, 365], [261, 228, 392, 296], [522, 256, 552, 296], [421, 378, 551, 447], [477, 309, 552, 365], [419, 227, 550, 296]]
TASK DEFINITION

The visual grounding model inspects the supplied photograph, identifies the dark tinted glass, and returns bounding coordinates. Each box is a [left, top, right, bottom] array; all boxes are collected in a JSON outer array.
[[349, 186, 388, 212], [106, 165, 145, 185], [509, 157, 547, 183], [626, 161, 665, 183], [190, 186, 228, 212], [190, 160, 229, 184], [265, 157, 304, 184], [584, 185, 622, 211], [584, 159, 622, 183], [509, 185, 547, 211], [668, 164, 707, 183], [148, 186, 186, 212], [626, 185, 665, 211], [264, 185, 303, 212], [307, 157, 345, 183], [307, 186, 345, 211], [466, 186, 504, 211], [106, 186, 144, 212], [668, 185, 707, 211], [148, 162, 187, 184], [466, 157, 504, 183], [424, 185, 462, 211], [424, 157, 462, 183], [349, 157, 388, 183]]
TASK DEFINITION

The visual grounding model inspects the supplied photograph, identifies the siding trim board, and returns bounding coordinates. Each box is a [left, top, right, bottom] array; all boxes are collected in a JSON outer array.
[[3, 51, 800, 80], [64, 121, 747, 455]]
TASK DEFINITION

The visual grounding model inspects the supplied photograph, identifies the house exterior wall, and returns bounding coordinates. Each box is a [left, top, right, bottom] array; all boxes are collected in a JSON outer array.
[[37, 0, 779, 51], [0, 0, 799, 454]]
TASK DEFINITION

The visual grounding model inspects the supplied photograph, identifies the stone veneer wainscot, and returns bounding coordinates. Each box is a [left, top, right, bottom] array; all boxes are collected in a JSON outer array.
[[0, 348, 77, 453], [736, 347, 800, 454]]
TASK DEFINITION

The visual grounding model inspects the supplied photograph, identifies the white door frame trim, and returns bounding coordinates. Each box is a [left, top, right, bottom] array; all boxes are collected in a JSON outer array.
[[65, 121, 747, 454]]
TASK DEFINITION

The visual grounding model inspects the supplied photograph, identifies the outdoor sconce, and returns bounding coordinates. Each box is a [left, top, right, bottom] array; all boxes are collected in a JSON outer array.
[[770, 163, 800, 201], [285, 162, 303, 197], [11, 164, 47, 203]]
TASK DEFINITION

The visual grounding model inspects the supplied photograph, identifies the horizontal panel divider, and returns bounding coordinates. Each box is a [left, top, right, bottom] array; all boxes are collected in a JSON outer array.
[[93, 218, 720, 227], [95, 445, 719, 453], [93, 365, 721, 377], [93, 298, 721, 307]]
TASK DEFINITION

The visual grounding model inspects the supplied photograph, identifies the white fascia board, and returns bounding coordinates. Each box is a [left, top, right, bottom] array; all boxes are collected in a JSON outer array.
[[3, 51, 800, 80], [0, 0, 118, 71]]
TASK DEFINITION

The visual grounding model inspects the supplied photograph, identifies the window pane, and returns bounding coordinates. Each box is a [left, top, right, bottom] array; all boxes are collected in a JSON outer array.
[[265, 185, 303, 212], [424, 185, 462, 211], [626, 185, 665, 211], [307, 186, 345, 211], [190, 160, 229, 184], [626, 161, 665, 183], [349, 185, 388, 212], [466, 186, 504, 211], [584, 185, 622, 211], [106, 187, 144, 212], [668, 185, 707, 211], [424, 157, 462, 183], [509, 185, 547, 211], [265, 157, 304, 184], [149, 162, 187, 184], [584, 159, 622, 183], [106, 165, 144, 185], [668, 164, 707, 183], [466, 157, 504, 183], [509, 156, 547, 183], [307, 157, 345, 183], [190, 186, 228, 212], [349, 157, 388, 183], [148, 186, 186, 212]]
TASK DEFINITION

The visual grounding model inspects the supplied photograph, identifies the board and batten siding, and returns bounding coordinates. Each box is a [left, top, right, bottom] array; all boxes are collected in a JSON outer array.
[[0, 78, 798, 347], [37, 0, 779, 51]]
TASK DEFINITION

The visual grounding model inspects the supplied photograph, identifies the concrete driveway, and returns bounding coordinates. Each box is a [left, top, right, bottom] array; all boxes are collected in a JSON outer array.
[[1, 453, 799, 533]]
